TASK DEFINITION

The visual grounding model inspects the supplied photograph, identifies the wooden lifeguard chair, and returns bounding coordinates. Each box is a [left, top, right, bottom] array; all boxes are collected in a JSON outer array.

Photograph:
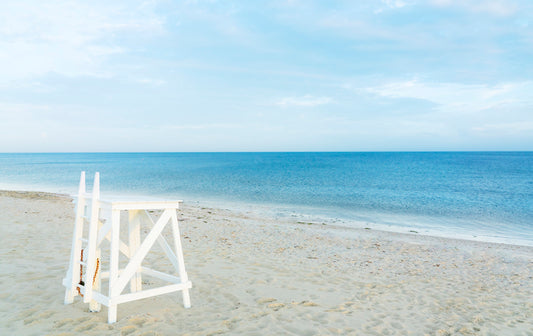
[[63, 172, 192, 323]]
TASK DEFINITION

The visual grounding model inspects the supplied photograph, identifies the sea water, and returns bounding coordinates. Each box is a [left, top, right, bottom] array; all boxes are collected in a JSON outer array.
[[0, 152, 531, 245]]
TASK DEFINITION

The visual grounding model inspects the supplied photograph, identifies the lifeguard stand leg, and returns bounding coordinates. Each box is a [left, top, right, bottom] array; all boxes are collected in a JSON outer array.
[[128, 210, 143, 293], [170, 210, 191, 308], [108, 208, 121, 324]]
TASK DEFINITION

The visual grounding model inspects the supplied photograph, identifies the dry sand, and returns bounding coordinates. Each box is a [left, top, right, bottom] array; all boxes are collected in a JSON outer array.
[[0, 190, 532, 336]]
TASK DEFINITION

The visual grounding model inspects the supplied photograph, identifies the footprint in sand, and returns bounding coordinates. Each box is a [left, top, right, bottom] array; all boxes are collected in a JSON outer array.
[[74, 321, 99, 332], [139, 332, 160, 336], [256, 297, 277, 304], [120, 325, 137, 335], [128, 316, 148, 327], [54, 318, 74, 329]]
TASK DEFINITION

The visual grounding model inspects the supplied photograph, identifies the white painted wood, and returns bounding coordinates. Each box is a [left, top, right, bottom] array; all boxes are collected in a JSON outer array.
[[112, 283, 192, 305], [111, 210, 172, 297], [89, 289, 109, 307], [108, 208, 121, 324], [128, 210, 143, 293], [109, 209, 121, 288], [100, 268, 125, 279], [75, 283, 110, 306], [64, 173, 191, 323], [89, 249, 102, 312], [96, 217, 112, 246], [140, 211, 180, 272], [170, 210, 191, 308], [103, 230, 132, 258], [141, 267, 181, 283], [64, 171, 86, 304], [156, 235, 180, 272], [108, 304, 117, 324], [84, 172, 100, 304]]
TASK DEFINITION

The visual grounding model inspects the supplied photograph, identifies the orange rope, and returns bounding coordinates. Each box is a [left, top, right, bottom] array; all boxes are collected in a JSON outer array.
[[93, 258, 100, 285], [77, 248, 100, 297]]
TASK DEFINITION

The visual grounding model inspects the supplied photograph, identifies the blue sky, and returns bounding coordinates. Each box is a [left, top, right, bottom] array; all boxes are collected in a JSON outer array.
[[1, 0, 532, 152]]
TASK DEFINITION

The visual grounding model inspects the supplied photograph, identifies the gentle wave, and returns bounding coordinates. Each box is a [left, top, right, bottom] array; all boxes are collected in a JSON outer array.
[[1, 152, 532, 245]]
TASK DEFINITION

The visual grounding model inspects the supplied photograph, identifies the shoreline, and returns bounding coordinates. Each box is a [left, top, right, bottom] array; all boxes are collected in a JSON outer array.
[[2, 189, 532, 253], [1, 184, 532, 248], [1, 189, 532, 335]]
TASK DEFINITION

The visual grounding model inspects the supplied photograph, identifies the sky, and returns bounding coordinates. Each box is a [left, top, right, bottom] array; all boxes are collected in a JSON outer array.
[[0, 0, 532, 152]]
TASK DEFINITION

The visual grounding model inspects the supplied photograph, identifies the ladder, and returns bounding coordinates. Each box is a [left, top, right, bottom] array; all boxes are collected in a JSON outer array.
[[63, 171, 102, 312], [63, 172, 192, 323]]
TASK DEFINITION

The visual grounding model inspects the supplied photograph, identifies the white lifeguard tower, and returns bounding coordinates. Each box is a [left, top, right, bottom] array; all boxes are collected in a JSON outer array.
[[63, 172, 192, 323]]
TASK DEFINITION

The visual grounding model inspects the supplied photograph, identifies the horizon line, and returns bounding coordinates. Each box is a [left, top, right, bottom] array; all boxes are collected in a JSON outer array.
[[1, 150, 532, 154]]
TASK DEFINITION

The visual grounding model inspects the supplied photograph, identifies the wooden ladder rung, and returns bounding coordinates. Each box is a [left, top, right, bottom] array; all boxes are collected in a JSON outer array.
[[79, 261, 87, 266], [79, 238, 88, 243]]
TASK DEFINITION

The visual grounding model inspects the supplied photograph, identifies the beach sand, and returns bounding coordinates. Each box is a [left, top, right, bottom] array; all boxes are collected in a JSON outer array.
[[1, 190, 532, 336]]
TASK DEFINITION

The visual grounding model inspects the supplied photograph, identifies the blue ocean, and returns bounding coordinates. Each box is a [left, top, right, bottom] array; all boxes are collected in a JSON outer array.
[[1, 152, 532, 245]]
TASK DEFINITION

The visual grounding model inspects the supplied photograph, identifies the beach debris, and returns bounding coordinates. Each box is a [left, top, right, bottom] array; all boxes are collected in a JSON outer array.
[[267, 303, 285, 311], [299, 300, 318, 307], [297, 221, 314, 225]]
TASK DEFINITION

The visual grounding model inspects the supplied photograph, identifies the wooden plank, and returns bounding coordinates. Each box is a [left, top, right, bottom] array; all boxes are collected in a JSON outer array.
[[96, 218, 112, 246], [128, 210, 143, 293], [104, 234, 131, 258], [141, 267, 181, 283], [171, 211, 189, 278], [171, 210, 191, 308], [109, 209, 121, 289], [76, 285, 110, 307], [108, 208, 121, 324], [83, 172, 100, 304], [112, 283, 191, 305], [100, 267, 125, 279], [64, 171, 86, 304], [156, 235, 179, 272], [111, 210, 172, 297], [140, 211, 180, 272]]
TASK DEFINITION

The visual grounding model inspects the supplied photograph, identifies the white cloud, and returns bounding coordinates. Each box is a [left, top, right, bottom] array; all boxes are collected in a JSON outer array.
[[365, 79, 533, 114], [429, 0, 519, 16], [0, 102, 51, 120], [0, 1, 164, 81], [276, 95, 332, 107], [472, 121, 533, 133], [383, 0, 408, 8], [164, 123, 242, 130], [375, 0, 412, 13], [135, 78, 167, 86]]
